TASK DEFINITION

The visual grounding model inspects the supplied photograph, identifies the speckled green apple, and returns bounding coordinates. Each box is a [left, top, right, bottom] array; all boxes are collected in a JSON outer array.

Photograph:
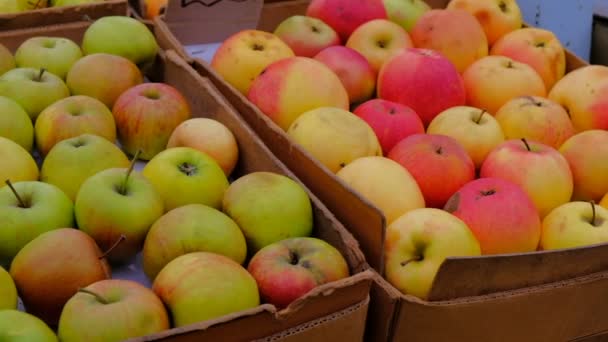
[[0, 310, 57, 341]]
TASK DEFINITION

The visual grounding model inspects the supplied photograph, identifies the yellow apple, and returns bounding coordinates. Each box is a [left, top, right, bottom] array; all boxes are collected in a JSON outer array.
[[0, 136, 38, 187], [0, 44, 15, 76], [541, 202, 608, 250], [601, 193, 608, 209], [0, 96, 33, 151]]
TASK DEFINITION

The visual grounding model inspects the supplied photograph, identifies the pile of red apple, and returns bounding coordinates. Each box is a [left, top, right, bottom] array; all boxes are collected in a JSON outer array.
[[210, 0, 608, 300], [0, 15, 351, 341]]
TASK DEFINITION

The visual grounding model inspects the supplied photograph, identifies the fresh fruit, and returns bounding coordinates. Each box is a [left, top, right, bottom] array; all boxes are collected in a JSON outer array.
[[247, 57, 349, 131], [0, 310, 57, 341], [0, 43, 16, 76], [142, 204, 247, 280], [378, 48, 466, 126], [388, 134, 475, 209], [112, 82, 191, 160], [0, 96, 33, 151], [0, 266, 17, 309], [383, 0, 430, 31], [0, 181, 73, 266], [66, 53, 143, 108], [313, 46, 376, 104], [34, 95, 117, 156], [274, 15, 341, 57], [58, 279, 169, 342], [248, 237, 349, 308], [167, 118, 239, 176], [0, 0, 47, 13], [462, 56, 547, 115], [336, 156, 425, 224], [210, 30, 295, 95], [287, 107, 382, 173], [15, 37, 82, 80], [142, 0, 166, 19], [306, 0, 387, 41], [410, 9, 488, 73], [444, 177, 542, 254], [0, 68, 69, 120], [0, 137, 38, 187], [10, 228, 111, 326], [427, 106, 504, 169], [152, 252, 259, 327], [142, 147, 229, 211], [480, 139, 573, 218], [540, 202, 608, 250], [346, 19, 413, 73], [559, 130, 608, 202], [53, 0, 103, 6], [384, 208, 481, 299], [495, 96, 575, 149], [601, 194, 608, 209]]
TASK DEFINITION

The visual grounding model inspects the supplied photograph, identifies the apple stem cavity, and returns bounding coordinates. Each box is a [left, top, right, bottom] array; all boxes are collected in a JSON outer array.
[[521, 138, 531, 151], [78, 288, 109, 304], [475, 110, 486, 124], [120, 150, 141, 195], [36, 68, 46, 82], [400, 255, 422, 267], [99, 234, 127, 260], [5, 180, 27, 208], [591, 201, 598, 227]]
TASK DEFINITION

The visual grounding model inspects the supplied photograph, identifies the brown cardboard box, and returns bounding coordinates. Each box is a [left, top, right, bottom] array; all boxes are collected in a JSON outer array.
[[0, 20, 374, 341]]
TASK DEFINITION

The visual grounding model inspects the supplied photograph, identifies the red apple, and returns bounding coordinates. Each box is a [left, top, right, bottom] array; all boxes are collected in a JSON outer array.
[[306, 0, 387, 41], [274, 15, 340, 57]]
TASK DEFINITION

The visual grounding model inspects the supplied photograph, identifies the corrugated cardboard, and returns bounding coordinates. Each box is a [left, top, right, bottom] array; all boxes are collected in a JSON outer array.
[[0, 20, 373, 341]]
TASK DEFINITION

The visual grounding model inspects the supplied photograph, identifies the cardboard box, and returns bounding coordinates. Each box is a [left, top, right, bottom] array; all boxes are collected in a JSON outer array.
[[0, 21, 374, 341]]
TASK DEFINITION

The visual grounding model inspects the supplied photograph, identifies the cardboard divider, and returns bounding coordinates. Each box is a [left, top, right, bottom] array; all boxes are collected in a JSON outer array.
[[0, 20, 374, 341]]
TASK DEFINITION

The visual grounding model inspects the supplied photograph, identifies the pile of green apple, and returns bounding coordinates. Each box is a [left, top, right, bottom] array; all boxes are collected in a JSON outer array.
[[209, 0, 608, 300], [0, 15, 350, 341]]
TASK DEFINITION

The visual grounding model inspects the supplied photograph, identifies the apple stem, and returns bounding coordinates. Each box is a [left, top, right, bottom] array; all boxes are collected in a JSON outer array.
[[400, 255, 422, 267], [99, 234, 126, 260], [36, 68, 45, 82], [120, 150, 141, 195], [591, 201, 597, 226], [521, 138, 531, 151], [4, 180, 26, 208], [78, 288, 109, 304], [475, 110, 486, 124]]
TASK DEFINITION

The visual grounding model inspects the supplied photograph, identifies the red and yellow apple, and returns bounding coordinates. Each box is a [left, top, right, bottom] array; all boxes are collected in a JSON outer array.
[[274, 15, 340, 57], [541, 202, 608, 250], [306, 0, 387, 41]]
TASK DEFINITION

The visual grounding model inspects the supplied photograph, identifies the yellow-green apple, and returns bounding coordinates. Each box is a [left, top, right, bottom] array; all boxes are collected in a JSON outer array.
[[210, 30, 295, 95], [427, 106, 504, 169], [336, 156, 425, 224], [0, 96, 33, 151], [223, 172, 313, 254], [383, 0, 430, 31], [495, 96, 575, 149], [58, 279, 169, 342], [447, 0, 523, 45], [81, 16, 159, 69], [112, 83, 191, 160], [0, 0, 47, 12], [0, 266, 17, 309], [142, 204, 247, 280], [540, 202, 608, 250], [0, 181, 73, 266], [384, 208, 480, 299], [66, 53, 143, 108], [0, 68, 69, 120], [411, 9, 488, 73], [388, 134, 475, 208], [15, 37, 82, 80], [480, 139, 573, 218], [313, 46, 376, 104], [10, 228, 111, 326], [286, 107, 382, 173], [142, 147, 229, 211], [167, 118, 238, 176], [274, 15, 340, 57], [248, 237, 349, 308], [378, 48, 466, 126], [40, 134, 130, 201], [75, 161, 164, 265], [353, 99, 424, 154], [0, 137, 38, 186], [548, 65, 608, 131], [247, 57, 349, 131], [491, 28, 565, 91], [53, 0, 103, 6], [346, 19, 413, 73], [601, 194, 608, 209], [559, 130, 608, 202], [306, 0, 387, 41], [34, 95, 117, 156], [152, 252, 259, 327], [0, 310, 57, 341], [0, 43, 15, 76], [462, 56, 546, 115], [444, 177, 541, 254]]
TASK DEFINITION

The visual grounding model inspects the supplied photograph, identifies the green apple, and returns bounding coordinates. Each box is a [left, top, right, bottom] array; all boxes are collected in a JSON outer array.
[[0, 68, 69, 120], [222, 172, 313, 254], [143, 204, 247, 280], [0, 266, 17, 309], [0, 137, 38, 187], [0, 96, 33, 151], [142, 147, 229, 211], [0, 310, 57, 341], [0, 43, 15, 76], [152, 252, 259, 327], [383, 0, 431, 31], [75, 157, 164, 265], [58, 279, 169, 341], [0, 181, 73, 267], [53, 0, 102, 7], [40, 134, 130, 201], [0, 0, 47, 13], [15, 37, 82, 80], [82, 16, 159, 69], [541, 201, 608, 250]]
